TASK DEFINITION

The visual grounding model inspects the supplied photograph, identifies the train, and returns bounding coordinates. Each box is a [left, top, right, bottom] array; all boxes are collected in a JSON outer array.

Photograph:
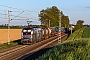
[[21, 26, 70, 44]]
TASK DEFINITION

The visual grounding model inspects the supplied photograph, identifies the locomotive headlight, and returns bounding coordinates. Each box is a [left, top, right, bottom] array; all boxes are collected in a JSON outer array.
[[28, 30, 31, 32], [23, 30, 27, 32]]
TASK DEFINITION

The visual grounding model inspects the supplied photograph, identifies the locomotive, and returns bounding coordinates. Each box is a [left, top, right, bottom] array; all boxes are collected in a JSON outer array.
[[21, 27, 70, 44]]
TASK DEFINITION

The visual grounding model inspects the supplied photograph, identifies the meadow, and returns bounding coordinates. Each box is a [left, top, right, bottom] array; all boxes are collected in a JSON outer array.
[[82, 27, 90, 38], [38, 27, 90, 60]]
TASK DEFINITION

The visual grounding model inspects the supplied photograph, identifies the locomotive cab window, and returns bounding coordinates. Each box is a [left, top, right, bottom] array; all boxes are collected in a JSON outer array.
[[27, 30, 31, 34], [23, 29, 31, 34], [23, 30, 27, 32]]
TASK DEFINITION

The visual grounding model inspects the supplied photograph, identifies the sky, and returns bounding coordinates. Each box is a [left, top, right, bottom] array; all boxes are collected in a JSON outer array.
[[0, 0, 90, 25]]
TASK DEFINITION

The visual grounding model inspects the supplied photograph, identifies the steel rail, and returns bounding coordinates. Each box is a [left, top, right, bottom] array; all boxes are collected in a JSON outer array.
[[0, 34, 68, 60]]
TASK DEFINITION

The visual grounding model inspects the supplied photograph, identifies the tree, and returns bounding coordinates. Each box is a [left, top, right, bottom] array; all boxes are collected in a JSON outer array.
[[38, 6, 70, 27], [74, 20, 84, 30], [61, 16, 69, 27], [38, 6, 60, 27]]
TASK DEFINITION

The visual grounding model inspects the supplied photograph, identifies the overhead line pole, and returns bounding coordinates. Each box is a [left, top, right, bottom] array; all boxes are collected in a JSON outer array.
[[71, 24, 72, 34], [7, 10, 27, 44], [46, 19, 50, 28], [58, 11, 62, 43], [8, 10, 11, 44], [49, 20, 50, 27]]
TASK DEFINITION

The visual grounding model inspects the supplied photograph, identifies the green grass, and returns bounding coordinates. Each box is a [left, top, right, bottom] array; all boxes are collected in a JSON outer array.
[[66, 27, 85, 41], [38, 27, 90, 60], [0, 42, 18, 50], [82, 27, 90, 38], [38, 40, 90, 60]]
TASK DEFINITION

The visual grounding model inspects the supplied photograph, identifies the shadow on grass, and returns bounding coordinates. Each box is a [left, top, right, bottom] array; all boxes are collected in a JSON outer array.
[[12, 39, 21, 45]]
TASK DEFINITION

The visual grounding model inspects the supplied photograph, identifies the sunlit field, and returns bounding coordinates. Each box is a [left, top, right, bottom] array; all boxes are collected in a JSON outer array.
[[0, 29, 22, 44]]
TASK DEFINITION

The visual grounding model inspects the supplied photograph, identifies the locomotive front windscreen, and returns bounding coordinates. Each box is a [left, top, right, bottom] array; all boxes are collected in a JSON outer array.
[[23, 28, 32, 35]]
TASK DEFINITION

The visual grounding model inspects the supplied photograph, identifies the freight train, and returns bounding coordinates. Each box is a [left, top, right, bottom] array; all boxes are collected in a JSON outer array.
[[21, 27, 70, 44]]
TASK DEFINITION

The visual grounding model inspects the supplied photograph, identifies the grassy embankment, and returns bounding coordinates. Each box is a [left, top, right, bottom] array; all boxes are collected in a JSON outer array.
[[38, 27, 90, 60], [0, 42, 18, 50]]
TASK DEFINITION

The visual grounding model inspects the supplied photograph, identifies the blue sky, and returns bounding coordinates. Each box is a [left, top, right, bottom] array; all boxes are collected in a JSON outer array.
[[0, 0, 90, 25]]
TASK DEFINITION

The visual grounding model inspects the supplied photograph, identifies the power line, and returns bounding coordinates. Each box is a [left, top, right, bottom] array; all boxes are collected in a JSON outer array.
[[0, 5, 39, 22], [12, 11, 24, 19], [0, 12, 8, 15], [0, 12, 28, 19], [0, 4, 39, 20], [0, 12, 8, 19], [0, 12, 29, 19], [0, 10, 39, 21], [0, 12, 38, 20], [0, 16, 8, 19], [0, 10, 7, 11], [23, 11, 38, 18], [0, 10, 33, 13], [0, 5, 23, 11], [0, 5, 39, 13]]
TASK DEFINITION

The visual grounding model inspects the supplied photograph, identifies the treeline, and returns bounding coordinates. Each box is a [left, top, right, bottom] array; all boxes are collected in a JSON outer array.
[[0, 25, 24, 29], [0, 25, 43, 29], [0, 24, 27, 29]]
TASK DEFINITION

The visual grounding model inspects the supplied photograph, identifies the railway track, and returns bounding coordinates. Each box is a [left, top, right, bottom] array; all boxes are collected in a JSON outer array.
[[0, 34, 68, 60]]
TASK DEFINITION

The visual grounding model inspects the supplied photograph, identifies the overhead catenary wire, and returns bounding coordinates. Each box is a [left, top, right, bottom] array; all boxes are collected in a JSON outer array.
[[0, 10, 21, 12], [23, 11, 39, 18], [0, 12, 28, 20], [0, 5, 38, 13], [0, 12, 8, 15], [0, 12, 33, 20], [12, 11, 24, 19], [0, 11, 39, 21], [0, 4, 41, 24], [0, 16, 8, 19], [0, 10, 39, 19], [0, 13, 38, 20], [0, 5, 39, 20]]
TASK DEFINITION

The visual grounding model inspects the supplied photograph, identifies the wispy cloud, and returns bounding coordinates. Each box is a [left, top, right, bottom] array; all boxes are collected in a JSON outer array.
[[85, 6, 90, 8]]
